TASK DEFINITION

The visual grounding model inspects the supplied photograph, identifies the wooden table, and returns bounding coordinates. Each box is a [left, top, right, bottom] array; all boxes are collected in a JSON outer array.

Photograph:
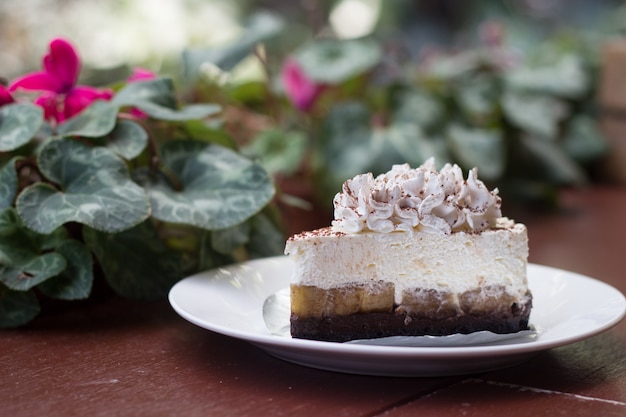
[[2, 187, 626, 416]]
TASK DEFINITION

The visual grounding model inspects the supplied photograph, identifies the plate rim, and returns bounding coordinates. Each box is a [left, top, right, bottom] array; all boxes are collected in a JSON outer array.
[[169, 256, 626, 359]]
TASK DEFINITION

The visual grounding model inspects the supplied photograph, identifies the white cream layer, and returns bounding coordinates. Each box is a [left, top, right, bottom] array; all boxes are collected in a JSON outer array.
[[284, 219, 529, 304]]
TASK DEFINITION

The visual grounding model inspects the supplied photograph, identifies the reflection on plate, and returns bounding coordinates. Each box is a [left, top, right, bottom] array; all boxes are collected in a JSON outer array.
[[169, 256, 626, 377]]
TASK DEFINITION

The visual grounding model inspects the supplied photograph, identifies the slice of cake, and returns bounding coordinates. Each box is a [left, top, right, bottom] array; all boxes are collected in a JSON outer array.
[[284, 159, 531, 342]]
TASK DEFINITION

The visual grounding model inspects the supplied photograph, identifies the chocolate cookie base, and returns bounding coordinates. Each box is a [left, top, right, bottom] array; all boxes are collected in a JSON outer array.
[[290, 298, 532, 343]]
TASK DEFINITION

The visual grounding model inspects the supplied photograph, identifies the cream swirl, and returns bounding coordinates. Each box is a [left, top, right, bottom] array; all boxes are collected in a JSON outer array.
[[332, 158, 502, 234]]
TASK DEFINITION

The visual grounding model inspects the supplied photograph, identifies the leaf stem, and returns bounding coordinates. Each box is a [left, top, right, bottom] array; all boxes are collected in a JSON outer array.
[[253, 44, 282, 125]]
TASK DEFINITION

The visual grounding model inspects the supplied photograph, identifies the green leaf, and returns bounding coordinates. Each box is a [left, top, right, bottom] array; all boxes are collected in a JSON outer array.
[[520, 135, 587, 185], [246, 213, 285, 259], [421, 50, 481, 81], [561, 115, 609, 163], [38, 225, 69, 251], [497, 179, 559, 207], [182, 11, 285, 77], [318, 102, 374, 183], [502, 91, 566, 138], [106, 119, 148, 160], [57, 100, 118, 138], [320, 102, 450, 190], [505, 55, 589, 99], [241, 129, 308, 175], [112, 78, 221, 121], [377, 124, 449, 172], [446, 124, 505, 181], [0, 286, 40, 328], [0, 208, 17, 235], [138, 140, 275, 230], [137, 102, 221, 122], [16, 138, 150, 234], [0, 207, 67, 243], [211, 221, 250, 254], [391, 90, 443, 131], [114, 77, 176, 108], [0, 208, 67, 291], [0, 157, 21, 210], [37, 240, 93, 300], [0, 252, 66, 291], [295, 38, 382, 84], [83, 222, 183, 300], [180, 120, 237, 150], [456, 76, 499, 121], [197, 230, 234, 272], [227, 80, 268, 104], [0, 103, 43, 151]]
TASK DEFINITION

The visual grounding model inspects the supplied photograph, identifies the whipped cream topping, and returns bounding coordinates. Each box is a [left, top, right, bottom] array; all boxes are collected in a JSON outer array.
[[332, 158, 502, 234]]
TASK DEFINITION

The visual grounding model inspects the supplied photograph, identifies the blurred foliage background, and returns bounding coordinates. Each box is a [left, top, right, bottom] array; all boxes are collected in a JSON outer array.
[[5, 0, 626, 325], [2, 0, 622, 76], [2, 0, 625, 210]]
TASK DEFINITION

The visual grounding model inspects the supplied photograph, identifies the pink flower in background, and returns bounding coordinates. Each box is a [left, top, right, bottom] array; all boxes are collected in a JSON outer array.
[[478, 21, 521, 71], [281, 58, 324, 112], [126, 68, 157, 118], [0, 85, 14, 106], [479, 21, 506, 48], [9, 38, 113, 123], [127, 67, 157, 83]]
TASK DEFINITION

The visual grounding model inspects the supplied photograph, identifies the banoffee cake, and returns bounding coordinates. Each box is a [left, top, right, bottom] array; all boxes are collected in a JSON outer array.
[[284, 159, 531, 342]]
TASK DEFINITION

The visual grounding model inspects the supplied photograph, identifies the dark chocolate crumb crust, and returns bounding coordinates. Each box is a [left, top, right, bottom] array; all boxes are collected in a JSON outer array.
[[290, 297, 532, 343]]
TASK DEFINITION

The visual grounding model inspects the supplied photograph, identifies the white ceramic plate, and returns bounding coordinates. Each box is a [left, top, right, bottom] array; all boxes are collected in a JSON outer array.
[[169, 256, 626, 377]]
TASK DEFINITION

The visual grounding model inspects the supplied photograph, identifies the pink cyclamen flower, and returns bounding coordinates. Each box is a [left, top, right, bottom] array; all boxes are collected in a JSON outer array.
[[0, 85, 14, 106], [281, 58, 324, 112], [9, 38, 113, 123], [126, 68, 157, 118], [127, 67, 157, 83]]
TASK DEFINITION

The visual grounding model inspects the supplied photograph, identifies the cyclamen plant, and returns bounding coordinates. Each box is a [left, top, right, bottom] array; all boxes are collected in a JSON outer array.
[[0, 38, 281, 327], [254, 23, 608, 206]]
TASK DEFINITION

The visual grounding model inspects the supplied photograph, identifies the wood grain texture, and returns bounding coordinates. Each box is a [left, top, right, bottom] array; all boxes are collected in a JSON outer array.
[[1, 186, 625, 416]]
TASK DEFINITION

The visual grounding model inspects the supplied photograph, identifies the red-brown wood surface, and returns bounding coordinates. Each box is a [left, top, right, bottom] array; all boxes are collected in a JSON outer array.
[[2, 187, 625, 417]]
